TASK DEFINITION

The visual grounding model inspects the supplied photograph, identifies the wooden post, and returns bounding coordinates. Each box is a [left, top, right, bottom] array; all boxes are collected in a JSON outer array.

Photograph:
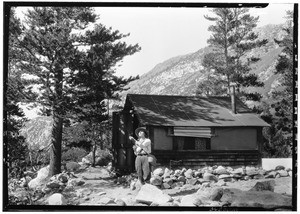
[[257, 127, 263, 167]]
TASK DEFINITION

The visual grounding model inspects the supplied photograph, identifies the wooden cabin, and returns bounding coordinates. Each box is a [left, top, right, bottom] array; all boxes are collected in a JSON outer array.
[[112, 93, 270, 172]]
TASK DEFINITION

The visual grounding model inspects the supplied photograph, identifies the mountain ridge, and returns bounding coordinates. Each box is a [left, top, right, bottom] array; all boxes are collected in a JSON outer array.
[[122, 23, 286, 101]]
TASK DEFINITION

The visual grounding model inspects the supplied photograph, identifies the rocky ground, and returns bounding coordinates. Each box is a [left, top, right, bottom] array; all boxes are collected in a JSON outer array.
[[8, 163, 294, 211]]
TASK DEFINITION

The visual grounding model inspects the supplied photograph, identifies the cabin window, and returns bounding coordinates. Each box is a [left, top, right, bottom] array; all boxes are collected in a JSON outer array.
[[173, 137, 211, 150]]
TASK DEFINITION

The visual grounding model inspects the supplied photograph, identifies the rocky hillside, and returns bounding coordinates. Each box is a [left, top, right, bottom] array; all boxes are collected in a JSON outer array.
[[124, 24, 287, 99]]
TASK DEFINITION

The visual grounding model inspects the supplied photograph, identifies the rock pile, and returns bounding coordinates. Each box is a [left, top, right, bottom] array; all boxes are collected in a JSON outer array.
[[129, 165, 292, 190]]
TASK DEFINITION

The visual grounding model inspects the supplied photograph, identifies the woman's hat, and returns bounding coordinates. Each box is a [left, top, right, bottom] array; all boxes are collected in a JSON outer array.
[[135, 127, 148, 138]]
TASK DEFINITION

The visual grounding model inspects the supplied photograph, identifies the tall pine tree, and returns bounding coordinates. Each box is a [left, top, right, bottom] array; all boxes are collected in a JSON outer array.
[[200, 8, 267, 100], [259, 10, 293, 157], [9, 7, 140, 176]]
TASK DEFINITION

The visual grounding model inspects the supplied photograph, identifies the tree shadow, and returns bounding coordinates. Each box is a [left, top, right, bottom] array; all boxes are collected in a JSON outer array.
[[126, 95, 252, 126]]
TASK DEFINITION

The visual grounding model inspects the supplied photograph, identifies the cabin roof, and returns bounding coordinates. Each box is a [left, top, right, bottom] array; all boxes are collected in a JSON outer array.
[[124, 94, 270, 127]]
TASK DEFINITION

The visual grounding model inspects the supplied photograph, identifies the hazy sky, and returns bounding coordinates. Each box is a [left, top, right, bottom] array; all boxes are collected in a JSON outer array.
[[93, 3, 294, 77], [15, 3, 294, 78]]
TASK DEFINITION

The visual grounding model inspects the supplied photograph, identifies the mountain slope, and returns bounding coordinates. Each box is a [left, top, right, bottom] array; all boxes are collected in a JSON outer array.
[[124, 24, 286, 99]]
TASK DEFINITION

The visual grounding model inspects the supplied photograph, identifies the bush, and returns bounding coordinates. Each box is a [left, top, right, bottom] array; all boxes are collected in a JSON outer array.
[[62, 147, 88, 162], [85, 149, 113, 166]]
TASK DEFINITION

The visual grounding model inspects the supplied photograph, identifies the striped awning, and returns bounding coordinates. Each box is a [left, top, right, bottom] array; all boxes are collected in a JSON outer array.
[[174, 127, 212, 138]]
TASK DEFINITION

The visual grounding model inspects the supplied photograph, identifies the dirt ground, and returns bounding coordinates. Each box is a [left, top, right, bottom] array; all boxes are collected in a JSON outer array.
[[68, 166, 293, 206]]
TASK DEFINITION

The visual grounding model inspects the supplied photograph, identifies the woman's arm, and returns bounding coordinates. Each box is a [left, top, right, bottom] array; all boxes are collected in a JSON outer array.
[[129, 136, 137, 144]]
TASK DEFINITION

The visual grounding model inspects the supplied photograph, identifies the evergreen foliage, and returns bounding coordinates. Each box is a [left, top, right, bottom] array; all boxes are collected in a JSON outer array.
[[258, 11, 293, 157], [198, 8, 267, 100], [8, 7, 140, 176], [6, 8, 29, 179]]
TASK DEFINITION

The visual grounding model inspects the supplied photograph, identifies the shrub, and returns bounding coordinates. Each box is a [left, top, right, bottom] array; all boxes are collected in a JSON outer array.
[[85, 149, 113, 166], [65, 161, 81, 172], [62, 147, 88, 162]]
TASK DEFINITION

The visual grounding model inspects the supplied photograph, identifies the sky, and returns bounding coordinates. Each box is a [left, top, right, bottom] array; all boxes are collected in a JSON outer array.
[[92, 3, 294, 78], [12, 3, 295, 119], [14, 3, 294, 79]]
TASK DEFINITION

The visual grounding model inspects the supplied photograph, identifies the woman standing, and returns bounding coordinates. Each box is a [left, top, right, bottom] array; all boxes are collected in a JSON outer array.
[[129, 127, 151, 185]]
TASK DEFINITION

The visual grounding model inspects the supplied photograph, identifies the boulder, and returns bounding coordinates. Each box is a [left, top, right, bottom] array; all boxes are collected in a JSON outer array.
[[288, 171, 293, 177], [276, 174, 281, 178], [277, 170, 289, 177], [184, 169, 194, 179], [194, 171, 202, 178], [203, 172, 218, 182], [75, 188, 92, 197], [57, 173, 68, 183], [114, 198, 126, 206], [46, 180, 62, 189], [258, 169, 267, 175], [24, 171, 36, 178], [153, 168, 164, 177], [28, 166, 50, 189], [174, 169, 181, 177], [37, 165, 50, 180], [249, 180, 276, 192], [163, 178, 173, 186], [48, 193, 67, 205], [181, 168, 187, 175], [82, 157, 91, 165], [202, 182, 210, 188], [177, 175, 186, 183], [214, 166, 229, 175], [42, 187, 52, 194], [246, 170, 259, 177], [232, 174, 243, 179], [242, 175, 250, 181], [275, 165, 285, 171], [218, 174, 232, 180], [150, 175, 163, 186], [67, 178, 85, 187], [286, 168, 292, 172], [210, 188, 223, 201], [186, 178, 198, 185], [231, 167, 245, 175], [214, 180, 226, 187], [97, 192, 106, 196], [171, 182, 184, 189], [163, 168, 172, 178], [99, 197, 115, 205], [162, 183, 171, 189], [221, 188, 292, 209], [135, 184, 173, 205], [180, 195, 202, 206], [265, 171, 277, 178], [253, 174, 265, 180], [196, 186, 223, 202], [130, 181, 136, 190]]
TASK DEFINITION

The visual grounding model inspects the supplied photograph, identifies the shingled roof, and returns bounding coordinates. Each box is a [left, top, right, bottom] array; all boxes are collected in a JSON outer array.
[[124, 94, 270, 127]]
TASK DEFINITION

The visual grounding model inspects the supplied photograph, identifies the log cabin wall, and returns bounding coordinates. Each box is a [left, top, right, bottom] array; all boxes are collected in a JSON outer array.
[[151, 126, 261, 168]]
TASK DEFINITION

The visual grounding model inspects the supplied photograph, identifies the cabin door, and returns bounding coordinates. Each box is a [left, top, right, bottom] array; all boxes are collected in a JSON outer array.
[[112, 111, 136, 173]]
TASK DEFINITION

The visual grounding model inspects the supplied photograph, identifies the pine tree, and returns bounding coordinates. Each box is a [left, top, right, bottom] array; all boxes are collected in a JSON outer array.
[[200, 8, 267, 100], [260, 10, 293, 157], [67, 23, 140, 166], [9, 7, 140, 175], [6, 8, 28, 178]]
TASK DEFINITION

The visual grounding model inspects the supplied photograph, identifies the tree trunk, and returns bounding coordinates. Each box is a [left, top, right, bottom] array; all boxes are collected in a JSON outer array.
[[49, 111, 63, 176], [49, 68, 63, 176], [92, 142, 96, 167]]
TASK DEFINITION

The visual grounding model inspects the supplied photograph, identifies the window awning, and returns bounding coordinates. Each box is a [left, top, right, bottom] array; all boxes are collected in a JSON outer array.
[[173, 127, 212, 138]]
